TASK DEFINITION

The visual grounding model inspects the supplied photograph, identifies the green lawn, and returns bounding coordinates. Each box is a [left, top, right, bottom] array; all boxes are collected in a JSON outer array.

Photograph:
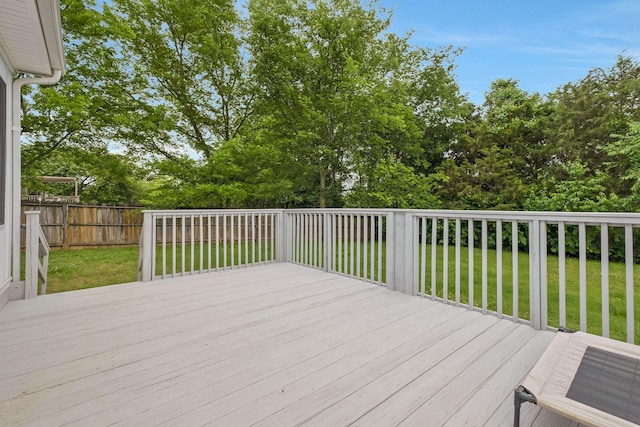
[[30, 241, 640, 342], [414, 244, 640, 343], [152, 241, 275, 276], [28, 246, 140, 293]]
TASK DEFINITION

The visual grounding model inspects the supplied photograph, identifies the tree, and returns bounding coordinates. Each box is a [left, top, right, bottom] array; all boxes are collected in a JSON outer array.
[[19, 0, 150, 206], [249, 0, 404, 207], [103, 0, 251, 160], [604, 122, 640, 211], [481, 79, 551, 182], [23, 146, 143, 205], [546, 56, 640, 192], [345, 160, 443, 209], [437, 79, 545, 210], [248, 0, 469, 208]]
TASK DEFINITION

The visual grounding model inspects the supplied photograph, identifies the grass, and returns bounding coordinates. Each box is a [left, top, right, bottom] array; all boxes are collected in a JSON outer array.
[[28, 240, 640, 342], [28, 246, 140, 294], [414, 244, 640, 343], [152, 241, 275, 276]]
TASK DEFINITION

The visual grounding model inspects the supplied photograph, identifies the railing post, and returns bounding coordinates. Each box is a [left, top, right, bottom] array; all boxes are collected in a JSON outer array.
[[387, 210, 416, 296], [323, 212, 330, 272], [24, 211, 40, 299], [277, 210, 287, 263], [140, 211, 154, 282], [386, 212, 395, 290]]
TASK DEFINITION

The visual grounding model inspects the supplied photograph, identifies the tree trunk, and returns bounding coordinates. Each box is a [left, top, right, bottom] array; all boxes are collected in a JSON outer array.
[[319, 170, 326, 208]]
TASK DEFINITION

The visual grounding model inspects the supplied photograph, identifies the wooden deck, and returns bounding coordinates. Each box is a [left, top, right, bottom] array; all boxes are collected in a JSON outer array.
[[0, 263, 576, 426]]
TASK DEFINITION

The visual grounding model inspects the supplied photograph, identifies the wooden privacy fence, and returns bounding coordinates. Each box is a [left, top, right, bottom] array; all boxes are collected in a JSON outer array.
[[21, 203, 143, 249]]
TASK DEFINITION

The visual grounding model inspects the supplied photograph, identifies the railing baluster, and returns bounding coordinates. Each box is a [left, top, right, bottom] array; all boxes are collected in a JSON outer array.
[[207, 215, 212, 272], [431, 217, 437, 299], [338, 214, 343, 274], [468, 219, 474, 310], [305, 214, 309, 265], [257, 214, 262, 264], [317, 214, 321, 267], [236, 214, 241, 267], [420, 217, 427, 297], [333, 214, 338, 272], [172, 215, 177, 276], [215, 214, 219, 270], [363, 215, 368, 280], [579, 222, 587, 332], [341, 215, 349, 274], [377, 215, 382, 284], [310, 214, 315, 266], [181, 215, 186, 275], [223, 215, 228, 268], [199, 214, 204, 272], [512, 220, 518, 322], [350, 214, 355, 276], [356, 215, 361, 278], [323, 213, 329, 271], [482, 219, 488, 314], [316, 213, 320, 267], [540, 221, 548, 330], [152, 215, 157, 279], [162, 215, 167, 278], [558, 222, 566, 327], [244, 214, 249, 267], [251, 214, 256, 264], [271, 213, 275, 262], [625, 225, 634, 344], [496, 220, 502, 318], [331, 214, 340, 272], [601, 224, 609, 338], [231, 215, 235, 268], [190, 215, 195, 273], [455, 218, 461, 306], [443, 218, 449, 303], [319, 214, 324, 268], [370, 215, 374, 281]]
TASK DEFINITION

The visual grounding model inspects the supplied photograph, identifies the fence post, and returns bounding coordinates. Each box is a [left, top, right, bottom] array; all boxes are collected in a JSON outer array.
[[62, 203, 69, 249], [140, 211, 154, 282], [24, 211, 40, 299]]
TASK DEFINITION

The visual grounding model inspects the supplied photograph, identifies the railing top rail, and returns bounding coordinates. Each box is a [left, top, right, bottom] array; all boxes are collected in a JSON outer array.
[[141, 208, 640, 226], [283, 208, 640, 225], [408, 209, 640, 226], [143, 209, 285, 215], [284, 208, 394, 215]]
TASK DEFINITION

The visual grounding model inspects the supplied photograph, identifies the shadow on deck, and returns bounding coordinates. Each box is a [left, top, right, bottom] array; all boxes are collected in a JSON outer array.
[[0, 263, 579, 426]]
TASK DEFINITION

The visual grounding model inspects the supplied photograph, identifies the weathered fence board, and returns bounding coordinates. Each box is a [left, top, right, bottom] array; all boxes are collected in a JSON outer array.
[[21, 203, 143, 249]]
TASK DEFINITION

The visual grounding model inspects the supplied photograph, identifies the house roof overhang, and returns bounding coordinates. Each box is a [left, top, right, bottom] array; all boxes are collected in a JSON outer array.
[[0, 0, 65, 77]]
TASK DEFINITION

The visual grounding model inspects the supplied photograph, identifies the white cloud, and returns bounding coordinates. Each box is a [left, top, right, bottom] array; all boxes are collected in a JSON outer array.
[[410, 26, 506, 46]]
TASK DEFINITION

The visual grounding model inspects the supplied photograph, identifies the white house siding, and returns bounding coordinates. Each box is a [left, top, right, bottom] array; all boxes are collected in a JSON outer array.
[[0, 53, 13, 309]]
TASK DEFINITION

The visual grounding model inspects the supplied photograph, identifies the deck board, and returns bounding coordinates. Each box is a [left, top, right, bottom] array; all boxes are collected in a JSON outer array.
[[0, 263, 564, 426]]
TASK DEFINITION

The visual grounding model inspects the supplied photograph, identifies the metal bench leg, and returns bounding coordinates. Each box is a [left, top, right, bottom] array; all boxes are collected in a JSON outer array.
[[514, 386, 536, 427]]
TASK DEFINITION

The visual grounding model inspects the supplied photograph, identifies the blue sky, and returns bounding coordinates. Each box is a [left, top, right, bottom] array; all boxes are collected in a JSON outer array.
[[376, 0, 640, 105]]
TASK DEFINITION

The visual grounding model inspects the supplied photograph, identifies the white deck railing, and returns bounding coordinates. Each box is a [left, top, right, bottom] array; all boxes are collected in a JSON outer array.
[[140, 208, 640, 344], [24, 211, 50, 298], [139, 210, 284, 281], [286, 210, 389, 286]]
